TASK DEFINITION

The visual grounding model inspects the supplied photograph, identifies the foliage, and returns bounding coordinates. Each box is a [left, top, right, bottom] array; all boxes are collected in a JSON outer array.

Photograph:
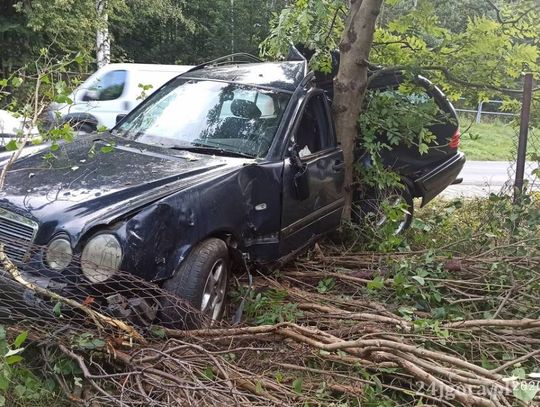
[[0, 326, 62, 406], [0, 50, 90, 150], [356, 85, 441, 188], [260, 0, 345, 71], [232, 287, 304, 325], [1, 0, 289, 73], [263, 0, 539, 101]]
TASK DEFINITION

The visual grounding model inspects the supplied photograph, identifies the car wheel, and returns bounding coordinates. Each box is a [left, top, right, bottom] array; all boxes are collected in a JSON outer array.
[[356, 187, 414, 234], [160, 238, 230, 328]]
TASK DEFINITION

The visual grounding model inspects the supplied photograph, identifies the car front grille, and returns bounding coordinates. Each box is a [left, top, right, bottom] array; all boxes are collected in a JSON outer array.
[[0, 208, 38, 263]]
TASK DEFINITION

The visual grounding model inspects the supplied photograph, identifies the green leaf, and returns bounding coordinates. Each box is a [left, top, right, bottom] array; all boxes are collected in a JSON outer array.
[[14, 384, 26, 397], [367, 276, 385, 290], [74, 53, 85, 65], [412, 275, 425, 285], [0, 394, 5, 407], [14, 331, 28, 348], [6, 354, 23, 365], [100, 145, 114, 153], [149, 326, 166, 339], [11, 77, 23, 88], [292, 378, 303, 395], [5, 140, 18, 151], [512, 367, 527, 380], [255, 381, 264, 394], [203, 366, 215, 380], [0, 326, 5, 340], [481, 355, 495, 370], [53, 302, 62, 317], [0, 374, 9, 391], [418, 143, 429, 155], [513, 384, 539, 402]]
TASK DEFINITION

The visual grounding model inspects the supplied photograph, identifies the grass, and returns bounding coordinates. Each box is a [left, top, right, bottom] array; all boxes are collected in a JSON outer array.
[[457, 116, 540, 161], [459, 120, 517, 161]]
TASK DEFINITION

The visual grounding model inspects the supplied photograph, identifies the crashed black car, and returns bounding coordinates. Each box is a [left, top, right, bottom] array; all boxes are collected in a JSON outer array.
[[0, 51, 465, 325]]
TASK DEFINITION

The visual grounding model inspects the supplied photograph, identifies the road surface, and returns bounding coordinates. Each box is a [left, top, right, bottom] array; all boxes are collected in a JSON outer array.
[[441, 160, 538, 198]]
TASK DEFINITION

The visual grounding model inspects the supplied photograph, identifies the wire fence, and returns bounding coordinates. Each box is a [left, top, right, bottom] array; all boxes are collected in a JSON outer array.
[[455, 99, 517, 124], [453, 75, 539, 197]]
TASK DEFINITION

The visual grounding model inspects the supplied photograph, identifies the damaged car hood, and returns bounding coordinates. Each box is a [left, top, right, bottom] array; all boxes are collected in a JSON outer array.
[[0, 134, 249, 241]]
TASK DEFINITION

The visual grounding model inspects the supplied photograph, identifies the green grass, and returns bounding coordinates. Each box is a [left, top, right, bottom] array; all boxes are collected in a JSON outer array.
[[459, 121, 518, 161]]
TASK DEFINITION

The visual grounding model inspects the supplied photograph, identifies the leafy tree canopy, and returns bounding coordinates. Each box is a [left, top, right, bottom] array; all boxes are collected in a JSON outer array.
[[262, 0, 540, 104]]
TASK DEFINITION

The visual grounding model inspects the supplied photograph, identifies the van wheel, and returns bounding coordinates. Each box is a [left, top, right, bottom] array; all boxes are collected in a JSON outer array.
[[355, 187, 414, 235], [74, 122, 95, 134], [159, 238, 229, 328]]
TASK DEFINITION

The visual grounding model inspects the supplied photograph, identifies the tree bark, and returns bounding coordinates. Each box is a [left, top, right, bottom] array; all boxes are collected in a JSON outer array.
[[96, 0, 111, 68], [333, 0, 383, 220]]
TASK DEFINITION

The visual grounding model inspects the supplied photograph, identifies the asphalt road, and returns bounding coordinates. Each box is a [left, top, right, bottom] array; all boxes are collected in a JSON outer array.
[[441, 160, 538, 198]]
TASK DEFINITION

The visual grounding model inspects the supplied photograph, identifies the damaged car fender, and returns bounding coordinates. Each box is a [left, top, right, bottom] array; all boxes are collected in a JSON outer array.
[[114, 159, 285, 282]]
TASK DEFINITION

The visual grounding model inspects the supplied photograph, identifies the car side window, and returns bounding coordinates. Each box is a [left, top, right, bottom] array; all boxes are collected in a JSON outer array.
[[293, 94, 334, 158], [93, 70, 127, 101]]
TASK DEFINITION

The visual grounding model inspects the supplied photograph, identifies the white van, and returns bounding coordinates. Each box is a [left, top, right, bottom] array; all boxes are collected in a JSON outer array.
[[0, 109, 39, 148], [47, 63, 193, 131]]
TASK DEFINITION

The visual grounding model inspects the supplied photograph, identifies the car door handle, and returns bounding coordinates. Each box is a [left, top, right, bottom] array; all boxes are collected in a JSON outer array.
[[332, 160, 345, 171]]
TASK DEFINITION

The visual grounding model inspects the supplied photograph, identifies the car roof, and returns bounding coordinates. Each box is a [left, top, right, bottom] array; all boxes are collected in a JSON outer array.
[[101, 63, 193, 72], [181, 61, 307, 93]]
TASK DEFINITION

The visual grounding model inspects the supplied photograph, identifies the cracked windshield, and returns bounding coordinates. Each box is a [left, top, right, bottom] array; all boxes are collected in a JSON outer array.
[[116, 78, 290, 157]]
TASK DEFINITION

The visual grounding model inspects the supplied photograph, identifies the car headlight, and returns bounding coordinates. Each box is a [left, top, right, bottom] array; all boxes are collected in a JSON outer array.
[[81, 234, 123, 283], [45, 238, 73, 270]]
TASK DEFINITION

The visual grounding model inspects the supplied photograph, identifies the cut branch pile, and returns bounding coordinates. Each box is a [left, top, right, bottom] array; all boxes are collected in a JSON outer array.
[[2, 242, 540, 406]]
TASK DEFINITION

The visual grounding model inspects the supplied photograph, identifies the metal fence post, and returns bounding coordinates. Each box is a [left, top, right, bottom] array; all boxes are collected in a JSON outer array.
[[475, 101, 483, 124], [514, 73, 534, 201]]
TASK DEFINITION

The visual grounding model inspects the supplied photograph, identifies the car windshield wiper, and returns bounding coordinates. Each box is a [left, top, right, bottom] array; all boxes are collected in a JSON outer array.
[[170, 143, 255, 159]]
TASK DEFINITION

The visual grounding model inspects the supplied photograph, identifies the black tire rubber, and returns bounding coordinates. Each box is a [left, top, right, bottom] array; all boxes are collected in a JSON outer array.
[[75, 122, 96, 134], [354, 186, 414, 234], [159, 238, 229, 328]]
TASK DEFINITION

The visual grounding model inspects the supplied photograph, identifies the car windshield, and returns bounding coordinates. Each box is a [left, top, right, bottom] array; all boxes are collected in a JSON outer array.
[[115, 78, 290, 158]]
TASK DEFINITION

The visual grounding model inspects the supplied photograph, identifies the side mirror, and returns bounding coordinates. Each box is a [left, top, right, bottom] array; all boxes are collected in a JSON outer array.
[[82, 89, 99, 102], [115, 114, 127, 125], [288, 143, 310, 201]]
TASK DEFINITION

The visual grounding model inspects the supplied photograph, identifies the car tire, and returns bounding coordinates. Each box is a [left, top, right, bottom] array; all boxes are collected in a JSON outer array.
[[159, 238, 230, 328], [355, 186, 414, 234]]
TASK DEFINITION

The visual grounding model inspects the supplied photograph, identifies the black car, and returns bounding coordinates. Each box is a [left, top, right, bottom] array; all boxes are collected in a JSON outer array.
[[0, 51, 464, 326]]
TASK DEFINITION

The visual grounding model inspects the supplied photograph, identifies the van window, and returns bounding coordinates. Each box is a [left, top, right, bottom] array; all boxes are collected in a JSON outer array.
[[93, 70, 127, 101]]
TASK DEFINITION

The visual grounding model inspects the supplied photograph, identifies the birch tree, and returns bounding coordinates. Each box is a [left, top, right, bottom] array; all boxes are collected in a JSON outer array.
[[96, 0, 111, 68]]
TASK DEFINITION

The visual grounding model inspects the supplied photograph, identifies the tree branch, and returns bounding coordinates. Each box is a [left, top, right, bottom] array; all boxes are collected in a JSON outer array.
[[367, 65, 539, 95]]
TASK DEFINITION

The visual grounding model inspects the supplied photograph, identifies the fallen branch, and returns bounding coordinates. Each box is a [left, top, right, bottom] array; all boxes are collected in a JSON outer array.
[[0, 244, 145, 343]]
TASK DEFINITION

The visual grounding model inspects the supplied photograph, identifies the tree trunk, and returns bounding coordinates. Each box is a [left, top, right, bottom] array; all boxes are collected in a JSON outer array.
[[96, 0, 111, 68], [333, 0, 383, 220]]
